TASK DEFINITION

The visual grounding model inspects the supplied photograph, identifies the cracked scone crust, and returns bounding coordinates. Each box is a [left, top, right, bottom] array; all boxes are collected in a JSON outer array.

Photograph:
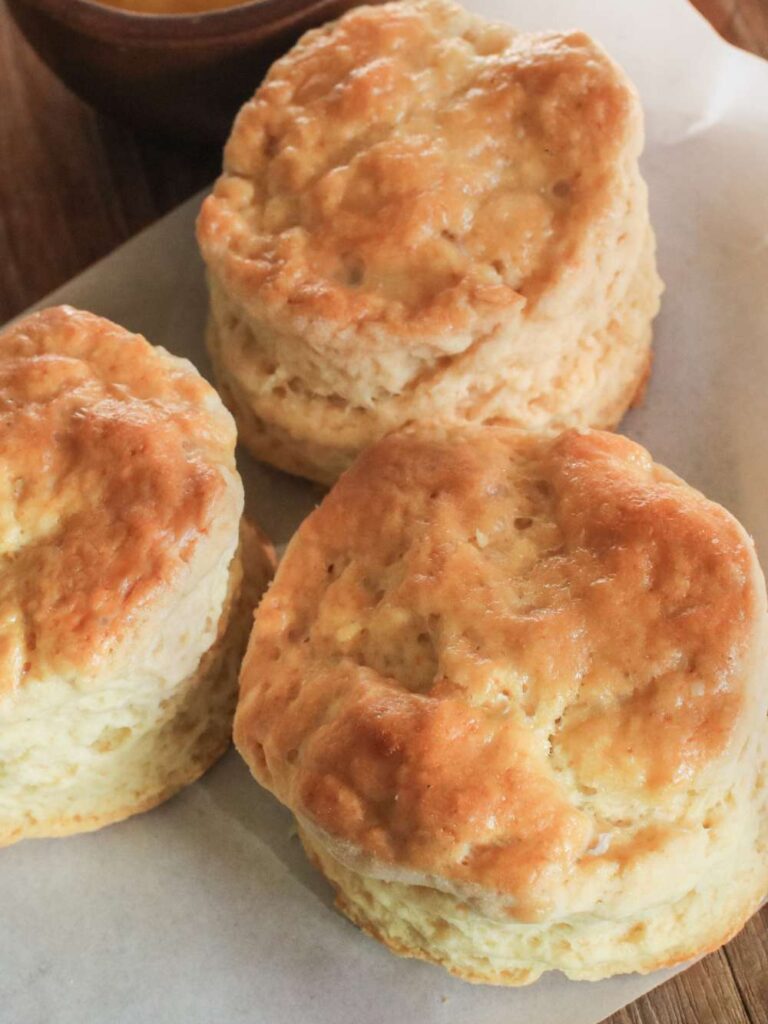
[[235, 425, 768, 983], [198, 0, 662, 482], [0, 306, 274, 845]]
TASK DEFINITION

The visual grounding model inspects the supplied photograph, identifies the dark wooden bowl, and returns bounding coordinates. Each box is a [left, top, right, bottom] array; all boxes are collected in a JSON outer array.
[[6, 0, 382, 143]]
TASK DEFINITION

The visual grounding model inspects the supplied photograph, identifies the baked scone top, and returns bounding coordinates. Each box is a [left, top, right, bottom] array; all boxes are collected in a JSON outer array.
[[199, 0, 642, 338], [236, 426, 763, 921], [0, 307, 240, 692]]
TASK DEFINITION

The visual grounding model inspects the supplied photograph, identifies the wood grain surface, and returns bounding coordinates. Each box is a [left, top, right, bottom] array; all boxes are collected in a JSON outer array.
[[0, 1, 766, 1022]]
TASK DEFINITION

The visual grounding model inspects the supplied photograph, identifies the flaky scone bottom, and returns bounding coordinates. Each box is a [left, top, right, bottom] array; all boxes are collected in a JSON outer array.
[[0, 524, 273, 847], [205, 230, 662, 486], [300, 771, 768, 987]]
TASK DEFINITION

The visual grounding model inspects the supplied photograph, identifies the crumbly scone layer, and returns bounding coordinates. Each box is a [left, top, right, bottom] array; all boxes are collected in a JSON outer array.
[[301, 788, 768, 985], [0, 522, 274, 846], [207, 230, 661, 484]]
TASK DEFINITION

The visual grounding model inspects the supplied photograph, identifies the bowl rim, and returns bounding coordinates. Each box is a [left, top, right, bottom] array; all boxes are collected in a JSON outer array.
[[10, 0, 336, 40]]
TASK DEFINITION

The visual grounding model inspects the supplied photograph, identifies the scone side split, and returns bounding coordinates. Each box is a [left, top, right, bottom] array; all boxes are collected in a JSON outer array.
[[0, 306, 275, 845], [198, 0, 663, 483], [235, 424, 768, 983]]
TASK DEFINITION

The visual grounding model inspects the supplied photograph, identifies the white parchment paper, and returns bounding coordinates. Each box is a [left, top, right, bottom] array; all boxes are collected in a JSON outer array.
[[2, 1, 767, 1021]]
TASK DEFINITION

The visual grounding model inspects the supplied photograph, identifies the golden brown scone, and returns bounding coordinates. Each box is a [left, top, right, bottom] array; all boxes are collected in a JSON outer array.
[[198, 0, 663, 484], [235, 424, 768, 984], [0, 306, 275, 846]]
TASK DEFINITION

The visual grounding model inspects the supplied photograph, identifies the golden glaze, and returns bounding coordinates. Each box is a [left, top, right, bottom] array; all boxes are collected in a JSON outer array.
[[236, 426, 758, 919], [199, 0, 640, 337], [0, 306, 235, 691]]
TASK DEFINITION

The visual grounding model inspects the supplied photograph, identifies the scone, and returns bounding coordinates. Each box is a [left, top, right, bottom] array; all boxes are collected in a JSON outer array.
[[198, 0, 663, 484], [235, 425, 768, 984], [0, 306, 274, 846]]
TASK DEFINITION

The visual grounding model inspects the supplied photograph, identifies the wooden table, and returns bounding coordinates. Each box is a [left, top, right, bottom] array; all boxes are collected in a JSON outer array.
[[1, 1, 766, 1021]]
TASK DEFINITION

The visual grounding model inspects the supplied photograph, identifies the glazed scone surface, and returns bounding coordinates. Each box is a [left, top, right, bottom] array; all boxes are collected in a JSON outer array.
[[236, 425, 768, 981], [201, 0, 639, 336], [0, 306, 274, 844], [0, 305, 237, 689]]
